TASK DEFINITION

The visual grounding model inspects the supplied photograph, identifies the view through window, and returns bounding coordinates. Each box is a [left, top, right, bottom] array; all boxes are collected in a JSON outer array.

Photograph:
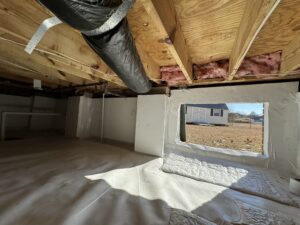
[[183, 103, 265, 154]]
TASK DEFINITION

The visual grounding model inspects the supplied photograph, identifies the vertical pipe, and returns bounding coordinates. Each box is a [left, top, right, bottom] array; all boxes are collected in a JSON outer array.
[[179, 104, 186, 142], [100, 92, 106, 143]]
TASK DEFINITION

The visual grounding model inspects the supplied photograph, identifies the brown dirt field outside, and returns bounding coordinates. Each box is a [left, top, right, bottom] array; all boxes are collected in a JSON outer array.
[[185, 123, 263, 153]]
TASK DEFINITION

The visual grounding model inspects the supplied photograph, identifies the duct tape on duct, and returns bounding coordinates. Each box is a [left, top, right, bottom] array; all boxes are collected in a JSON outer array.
[[81, 0, 135, 36], [24, 0, 134, 53], [33, 0, 152, 93]]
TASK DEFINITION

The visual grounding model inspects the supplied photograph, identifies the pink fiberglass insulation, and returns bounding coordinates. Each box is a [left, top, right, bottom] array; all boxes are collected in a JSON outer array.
[[236, 51, 282, 78], [161, 65, 187, 86], [160, 51, 282, 86], [194, 60, 228, 80]]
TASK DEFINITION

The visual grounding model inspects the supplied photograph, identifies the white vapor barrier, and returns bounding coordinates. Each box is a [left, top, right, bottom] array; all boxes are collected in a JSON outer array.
[[65, 96, 80, 137], [66, 96, 137, 144], [77, 96, 94, 138], [135, 95, 167, 157], [1, 137, 300, 224], [162, 152, 300, 207], [295, 93, 300, 178], [101, 97, 137, 143], [0, 94, 66, 132], [165, 82, 300, 177]]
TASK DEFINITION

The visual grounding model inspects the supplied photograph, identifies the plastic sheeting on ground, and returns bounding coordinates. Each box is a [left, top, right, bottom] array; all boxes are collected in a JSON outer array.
[[162, 151, 300, 208], [0, 135, 299, 225]]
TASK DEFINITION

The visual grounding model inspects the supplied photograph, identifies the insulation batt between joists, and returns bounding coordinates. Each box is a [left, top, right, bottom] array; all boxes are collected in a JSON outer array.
[[161, 51, 282, 86]]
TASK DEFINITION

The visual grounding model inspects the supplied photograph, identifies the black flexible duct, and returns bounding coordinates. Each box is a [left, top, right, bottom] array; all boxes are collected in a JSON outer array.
[[38, 0, 152, 93]]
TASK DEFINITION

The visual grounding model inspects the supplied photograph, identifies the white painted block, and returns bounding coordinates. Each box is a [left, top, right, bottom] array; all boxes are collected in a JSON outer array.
[[134, 95, 167, 157]]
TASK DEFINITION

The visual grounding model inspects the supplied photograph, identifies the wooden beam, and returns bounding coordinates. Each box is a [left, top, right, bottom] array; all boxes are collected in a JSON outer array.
[[137, 49, 161, 83], [0, 59, 70, 86], [0, 72, 58, 88], [141, 0, 193, 83], [280, 32, 300, 76], [228, 0, 281, 80], [0, 39, 90, 85], [0, 0, 126, 87], [0, 62, 67, 87], [0, 30, 125, 87], [127, 4, 162, 83], [180, 74, 300, 87]]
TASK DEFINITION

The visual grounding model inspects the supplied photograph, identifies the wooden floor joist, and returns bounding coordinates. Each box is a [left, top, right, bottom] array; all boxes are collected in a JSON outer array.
[[0, 0, 126, 87], [0, 39, 93, 85], [134, 45, 161, 84], [280, 32, 300, 76], [0, 59, 70, 86], [141, 0, 193, 84], [0, 71, 61, 88], [228, 0, 281, 80], [1, 0, 300, 89], [0, 34, 125, 86]]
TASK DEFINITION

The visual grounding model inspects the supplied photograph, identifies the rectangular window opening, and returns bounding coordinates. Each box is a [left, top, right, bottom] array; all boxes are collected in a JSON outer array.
[[181, 103, 266, 154]]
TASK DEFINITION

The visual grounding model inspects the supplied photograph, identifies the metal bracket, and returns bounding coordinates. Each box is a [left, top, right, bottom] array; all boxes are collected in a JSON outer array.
[[25, 16, 62, 54]]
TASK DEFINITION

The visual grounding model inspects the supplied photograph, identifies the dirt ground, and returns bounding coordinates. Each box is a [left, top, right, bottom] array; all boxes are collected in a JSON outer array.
[[185, 123, 263, 153]]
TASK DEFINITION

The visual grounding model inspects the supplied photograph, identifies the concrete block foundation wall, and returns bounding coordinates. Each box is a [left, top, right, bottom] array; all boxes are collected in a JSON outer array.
[[0, 94, 66, 134]]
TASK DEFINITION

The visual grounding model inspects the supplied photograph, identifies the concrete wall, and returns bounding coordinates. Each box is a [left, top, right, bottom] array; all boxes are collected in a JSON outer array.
[[66, 96, 137, 144], [165, 82, 299, 177], [0, 94, 66, 133]]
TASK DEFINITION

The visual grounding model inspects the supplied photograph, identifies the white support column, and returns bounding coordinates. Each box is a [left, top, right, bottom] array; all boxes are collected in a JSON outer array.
[[134, 95, 168, 157], [65, 96, 94, 138], [263, 103, 270, 157], [295, 93, 300, 177]]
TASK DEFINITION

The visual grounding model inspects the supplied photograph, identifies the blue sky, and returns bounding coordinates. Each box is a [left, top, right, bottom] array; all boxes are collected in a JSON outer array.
[[227, 103, 263, 115]]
